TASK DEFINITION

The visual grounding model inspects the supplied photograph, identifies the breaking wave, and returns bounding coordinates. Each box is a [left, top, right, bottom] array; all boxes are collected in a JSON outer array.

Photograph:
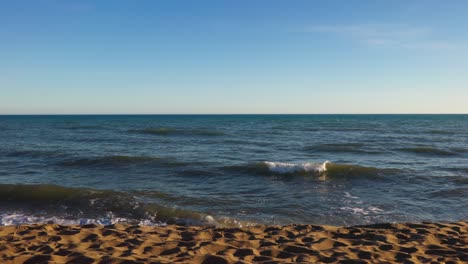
[[228, 161, 398, 179], [0, 184, 242, 227], [261, 161, 329, 175]]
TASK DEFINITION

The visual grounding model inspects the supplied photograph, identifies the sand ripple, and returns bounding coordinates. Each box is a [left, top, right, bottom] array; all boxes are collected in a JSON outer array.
[[0, 221, 466, 263]]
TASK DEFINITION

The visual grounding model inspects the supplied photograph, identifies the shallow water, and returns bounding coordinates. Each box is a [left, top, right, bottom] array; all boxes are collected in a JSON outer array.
[[0, 115, 467, 226]]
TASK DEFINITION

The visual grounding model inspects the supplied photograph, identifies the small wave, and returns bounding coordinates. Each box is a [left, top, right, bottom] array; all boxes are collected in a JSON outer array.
[[448, 167, 468, 174], [223, 139, 274, 147], [325, 163, 398, 178], [0, 184, 239, 227], [129, 127, 224, 136], [452, 176, 468, 185], [429, 187, 468, 198], [304, 143, 381, 154], [415, 175, 468, 185], [427, 129, 455, 135], [59, 125, 103, 130], [225, 161, 328, 176], [178, 168, 224, 177], [129, 128, 176, 135], [57, 155, 185, 168], [397, 147, 460, 156], [449, 147, 468, 153], [228, 161, 396, 179], [134, 189, 239, 207], [262, 161, 329, 175]]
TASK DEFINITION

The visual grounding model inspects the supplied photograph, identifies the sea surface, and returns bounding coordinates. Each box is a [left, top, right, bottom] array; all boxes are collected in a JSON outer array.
[[0, 115, 467, 227]]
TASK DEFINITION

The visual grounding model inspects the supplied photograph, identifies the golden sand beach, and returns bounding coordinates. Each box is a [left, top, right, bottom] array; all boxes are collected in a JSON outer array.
[[0, 221, 466, 263]]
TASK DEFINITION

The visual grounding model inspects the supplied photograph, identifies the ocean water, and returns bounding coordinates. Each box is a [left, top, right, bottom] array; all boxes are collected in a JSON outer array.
[[0, 115, 467, 227]]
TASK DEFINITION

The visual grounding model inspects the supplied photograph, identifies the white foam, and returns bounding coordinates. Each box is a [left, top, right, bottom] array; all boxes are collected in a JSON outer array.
[[262, 161, 329, 174], [340, 206, 384, 216], [340, 207, 369, 215], [0, 212, 165, 226], [344, 192, 359, 199], [368, 206, 384, 212], [204, 215, 216, 224]]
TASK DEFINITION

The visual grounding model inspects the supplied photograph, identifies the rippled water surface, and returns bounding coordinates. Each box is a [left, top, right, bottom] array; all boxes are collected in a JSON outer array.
[[0, 115, 467, 226]]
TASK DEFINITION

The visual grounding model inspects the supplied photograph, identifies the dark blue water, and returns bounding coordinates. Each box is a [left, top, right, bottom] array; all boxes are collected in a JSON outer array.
[[0, 115, 467, 226]]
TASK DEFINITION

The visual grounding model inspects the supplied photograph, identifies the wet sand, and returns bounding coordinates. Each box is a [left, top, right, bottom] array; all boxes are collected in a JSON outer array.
[[0, 221, 466, 263]]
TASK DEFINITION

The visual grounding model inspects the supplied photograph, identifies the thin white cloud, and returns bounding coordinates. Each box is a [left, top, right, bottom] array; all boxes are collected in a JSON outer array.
[[306, 24, 456, 50]]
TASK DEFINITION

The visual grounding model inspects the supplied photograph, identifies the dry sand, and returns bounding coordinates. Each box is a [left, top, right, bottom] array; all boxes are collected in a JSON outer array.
[[0, 221, 466, 263]]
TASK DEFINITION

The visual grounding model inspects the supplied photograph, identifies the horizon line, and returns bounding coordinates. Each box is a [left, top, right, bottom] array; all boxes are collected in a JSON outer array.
[[1, 113, 467, 116]]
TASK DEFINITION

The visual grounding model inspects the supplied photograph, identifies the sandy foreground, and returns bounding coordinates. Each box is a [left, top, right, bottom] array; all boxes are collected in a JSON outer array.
[[0, 221, 466, 264]]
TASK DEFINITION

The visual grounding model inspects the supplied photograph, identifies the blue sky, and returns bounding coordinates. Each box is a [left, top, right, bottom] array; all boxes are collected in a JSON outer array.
[[1, 0, 467, 114]]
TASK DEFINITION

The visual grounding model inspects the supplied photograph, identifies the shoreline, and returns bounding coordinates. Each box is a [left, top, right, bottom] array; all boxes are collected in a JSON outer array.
[[0, 221, 466, 263]]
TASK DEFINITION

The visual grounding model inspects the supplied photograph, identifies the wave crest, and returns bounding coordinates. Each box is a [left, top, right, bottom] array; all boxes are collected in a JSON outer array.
[[262, 161, 329, 175], [230, 161, 397, 179]]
